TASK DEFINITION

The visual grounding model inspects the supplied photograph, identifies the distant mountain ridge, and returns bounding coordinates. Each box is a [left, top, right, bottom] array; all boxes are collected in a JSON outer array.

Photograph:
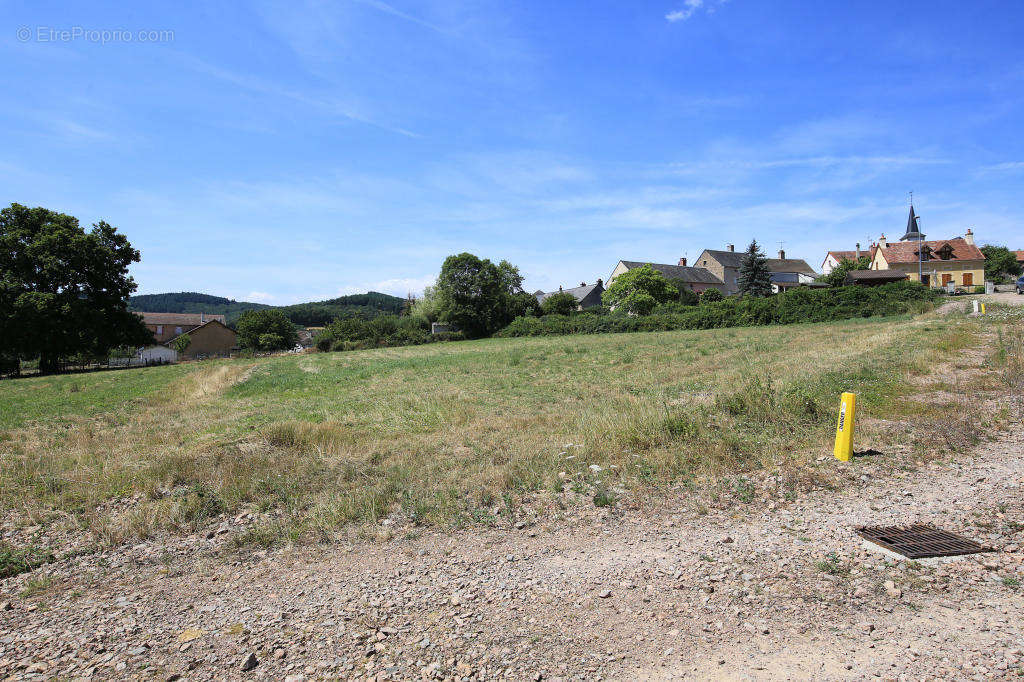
[[129, 291, 406, 326]]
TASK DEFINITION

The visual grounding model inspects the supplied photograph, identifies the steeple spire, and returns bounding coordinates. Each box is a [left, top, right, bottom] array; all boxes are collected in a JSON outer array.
[[900, 204, 925, 241]]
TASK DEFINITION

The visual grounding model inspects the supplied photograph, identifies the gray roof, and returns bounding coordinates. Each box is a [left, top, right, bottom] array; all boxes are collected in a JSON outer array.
[[618, 261, 724, 284], [536, 282, 602, 304], [699, 250, 816, 275], [845, 270, 909, 281], [699, 250, 746, 268], [766, 258, 817, 275]]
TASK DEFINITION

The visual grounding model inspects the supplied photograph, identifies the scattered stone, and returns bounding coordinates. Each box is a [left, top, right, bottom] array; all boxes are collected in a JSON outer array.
[[240, 653, 259, 672]]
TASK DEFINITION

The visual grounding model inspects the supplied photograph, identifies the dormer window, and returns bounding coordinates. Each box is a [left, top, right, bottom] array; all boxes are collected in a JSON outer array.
[[936, 244, 954, 260]]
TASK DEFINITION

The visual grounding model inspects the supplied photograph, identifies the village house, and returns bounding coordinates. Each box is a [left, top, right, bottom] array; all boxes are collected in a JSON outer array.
[[820, 244, 867, 275], [1016, 250, 1024, 268], [694, 246, 817, 295], [534, 279, 605, 310], [140, 312, 226, 343], [608, 259, 726, 293], [164, 320, 238, 360], [869, 206, 985, 288], [136, 312, 238, 360]]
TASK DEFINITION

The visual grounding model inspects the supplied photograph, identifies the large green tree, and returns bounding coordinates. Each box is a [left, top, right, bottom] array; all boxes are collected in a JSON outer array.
[[601, 264, 677, 315], [236, 309, 299, 351], [980, 245, 1022, 282], [737, 240, 773, 297], [0, 203, 152, 374], [435, 253, 531, 338]]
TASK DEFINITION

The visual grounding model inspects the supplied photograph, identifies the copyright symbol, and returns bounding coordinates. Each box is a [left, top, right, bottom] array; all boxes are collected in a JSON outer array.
[[16, 26, 31, 42]]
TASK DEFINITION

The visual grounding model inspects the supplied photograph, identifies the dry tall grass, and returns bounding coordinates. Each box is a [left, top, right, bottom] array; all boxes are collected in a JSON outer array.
[[0, 311, 1008, 551]]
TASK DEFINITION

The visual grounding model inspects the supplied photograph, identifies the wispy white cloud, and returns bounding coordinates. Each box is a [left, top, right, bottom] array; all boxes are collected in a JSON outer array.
[[666, 0, 705, 22], [333, 276, 435, 298], [50, 119, 113, 141], [172, 52, 420, 138], [667, 0, 729, 22], [246, 291, 275, 302], [981, 161, 1024, 172], [353, 0, 445, 33]]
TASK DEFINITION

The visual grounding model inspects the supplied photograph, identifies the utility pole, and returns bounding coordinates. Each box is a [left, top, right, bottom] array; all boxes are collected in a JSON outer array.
[[916, 215, 924, 285]]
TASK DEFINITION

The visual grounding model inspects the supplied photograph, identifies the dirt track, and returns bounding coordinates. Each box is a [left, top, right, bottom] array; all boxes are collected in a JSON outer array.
[[2, 411, 1022, 681]]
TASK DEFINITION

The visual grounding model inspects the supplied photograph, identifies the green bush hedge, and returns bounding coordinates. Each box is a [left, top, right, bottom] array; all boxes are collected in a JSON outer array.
[[496, 282, 938, 338], [316, 314, 464, 352]]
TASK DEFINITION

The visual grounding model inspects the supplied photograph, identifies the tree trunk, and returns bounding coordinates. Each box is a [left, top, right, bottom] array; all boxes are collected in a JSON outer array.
[[38, 353, 60, 375]]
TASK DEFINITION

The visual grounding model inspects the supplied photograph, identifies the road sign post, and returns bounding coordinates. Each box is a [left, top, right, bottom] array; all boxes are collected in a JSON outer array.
[[833, 392, 856, 462]]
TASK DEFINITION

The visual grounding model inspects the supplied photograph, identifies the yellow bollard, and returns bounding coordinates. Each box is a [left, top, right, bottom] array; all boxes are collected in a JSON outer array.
[[833, 392, 856, 462], [981, 303, 986, 315]]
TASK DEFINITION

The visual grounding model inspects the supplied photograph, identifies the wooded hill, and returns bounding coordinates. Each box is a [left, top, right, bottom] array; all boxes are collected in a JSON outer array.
[[129, 291, 406, 326]]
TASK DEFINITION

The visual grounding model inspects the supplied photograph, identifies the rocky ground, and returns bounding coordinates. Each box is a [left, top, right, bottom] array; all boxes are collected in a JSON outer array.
[[2, 411, 1022, 681]]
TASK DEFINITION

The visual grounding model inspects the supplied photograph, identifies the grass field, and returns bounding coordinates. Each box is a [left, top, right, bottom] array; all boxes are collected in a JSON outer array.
[[0, 309, 1017, 550]]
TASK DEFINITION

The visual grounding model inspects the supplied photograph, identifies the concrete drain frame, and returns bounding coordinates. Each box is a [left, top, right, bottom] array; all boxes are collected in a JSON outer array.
[[856, 524, 992, 560]]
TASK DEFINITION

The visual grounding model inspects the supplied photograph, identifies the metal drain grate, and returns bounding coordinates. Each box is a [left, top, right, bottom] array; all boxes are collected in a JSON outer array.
[[856, 524, 991, 559]]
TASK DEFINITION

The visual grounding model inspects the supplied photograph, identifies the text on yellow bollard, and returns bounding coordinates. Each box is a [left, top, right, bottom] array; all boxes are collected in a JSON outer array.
[[833, 392, 856, 462]]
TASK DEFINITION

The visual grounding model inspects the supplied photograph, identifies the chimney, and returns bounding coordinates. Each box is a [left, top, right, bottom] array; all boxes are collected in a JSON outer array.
[[727, 244, 734, 252], [580, 282, 586, 287], [678, 257, 687, 266], [855, 242, 861, 259], [964, 228, 975, 246], [878, 234, 887, 248], [596, 278, 603, 287], [558, 285, 563, 292], [778, 249, 786, 259]]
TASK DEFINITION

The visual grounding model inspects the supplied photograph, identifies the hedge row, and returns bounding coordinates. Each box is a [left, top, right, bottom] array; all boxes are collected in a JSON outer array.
[[495, 282, 938, 338], [315, 315, 464, 352]]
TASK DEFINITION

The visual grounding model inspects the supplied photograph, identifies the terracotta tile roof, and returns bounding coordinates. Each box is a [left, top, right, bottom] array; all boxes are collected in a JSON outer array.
[[876, 238, 985, 264], [1016, 250, 1024, 263], [826, 250, 858, 261], [138, 312, 226, 326]]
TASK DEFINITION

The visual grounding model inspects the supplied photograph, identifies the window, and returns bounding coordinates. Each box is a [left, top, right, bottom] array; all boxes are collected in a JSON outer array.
[[175, 326, 182, 334], [942, 274, 952, 286], [963, 272, 973, 286], [156, 325, 163, 335]]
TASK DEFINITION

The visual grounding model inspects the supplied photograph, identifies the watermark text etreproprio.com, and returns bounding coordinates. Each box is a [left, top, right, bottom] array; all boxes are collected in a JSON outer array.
[[16, 26, 175, 44]]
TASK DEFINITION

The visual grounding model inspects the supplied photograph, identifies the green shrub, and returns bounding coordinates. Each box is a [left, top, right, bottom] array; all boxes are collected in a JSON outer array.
[[316, 314, 461, 353], [700, 288, 724, 303], [497, 282, 937, 338], [666, 279, 700, 306], [541, 291, 579, 316], [0, 542, 53, 579]]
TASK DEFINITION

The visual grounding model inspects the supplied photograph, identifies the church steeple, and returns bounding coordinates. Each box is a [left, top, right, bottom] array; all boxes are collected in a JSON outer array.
[[900, 205, 925, 241]]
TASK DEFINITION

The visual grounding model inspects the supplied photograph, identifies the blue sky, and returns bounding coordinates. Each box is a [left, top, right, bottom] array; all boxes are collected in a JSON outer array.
[[2, 1, 1023, 303]]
